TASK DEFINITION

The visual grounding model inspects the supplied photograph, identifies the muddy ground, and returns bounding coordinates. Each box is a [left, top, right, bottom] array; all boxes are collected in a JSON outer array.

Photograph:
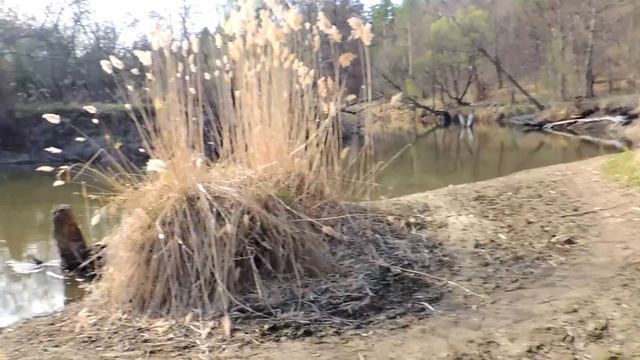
[[2, 153, 640, 359]]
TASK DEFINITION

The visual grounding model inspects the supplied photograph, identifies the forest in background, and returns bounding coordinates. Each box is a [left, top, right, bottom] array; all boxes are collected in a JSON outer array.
[[0, 0, 638, 118]]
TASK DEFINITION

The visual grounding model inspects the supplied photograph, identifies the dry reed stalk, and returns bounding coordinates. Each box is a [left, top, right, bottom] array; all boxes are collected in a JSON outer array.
[[44, 0, 380, 318]]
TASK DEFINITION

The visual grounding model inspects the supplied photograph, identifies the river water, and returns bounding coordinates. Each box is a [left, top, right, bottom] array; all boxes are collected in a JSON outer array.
[[372, 126, 617, 197], [0, 125, 619, 327]]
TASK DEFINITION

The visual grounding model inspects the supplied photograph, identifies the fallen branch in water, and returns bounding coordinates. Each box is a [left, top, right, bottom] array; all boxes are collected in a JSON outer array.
[[542, 128, 628, 150], [540, 115, 632, 150], [543, 116, 627, 131]]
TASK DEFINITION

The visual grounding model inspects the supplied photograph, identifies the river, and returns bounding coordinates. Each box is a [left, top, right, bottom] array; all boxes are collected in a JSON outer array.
[[0, 125, 620, 327], [372, 125, 617, 197]]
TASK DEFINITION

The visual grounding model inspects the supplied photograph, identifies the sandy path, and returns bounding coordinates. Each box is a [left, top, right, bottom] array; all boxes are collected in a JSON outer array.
[[242, 156, 640, 359]]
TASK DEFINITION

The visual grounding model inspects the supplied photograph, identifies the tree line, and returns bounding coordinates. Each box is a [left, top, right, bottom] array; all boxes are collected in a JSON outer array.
[[370, 0, 638, 106], [0, 0, 638, 118]]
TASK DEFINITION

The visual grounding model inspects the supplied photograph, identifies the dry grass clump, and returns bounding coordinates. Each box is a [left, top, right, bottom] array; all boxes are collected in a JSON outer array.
[[57, 0, 380, 318], [100, 166, 336, 316]]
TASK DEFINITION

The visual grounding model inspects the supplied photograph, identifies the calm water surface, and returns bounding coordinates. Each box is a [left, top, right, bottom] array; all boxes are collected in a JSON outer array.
[[373, 126, 617, 197], [0, 125, 619, 327]]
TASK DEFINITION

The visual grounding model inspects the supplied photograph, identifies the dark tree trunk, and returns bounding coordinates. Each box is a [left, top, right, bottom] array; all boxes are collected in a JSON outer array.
[[559, 23, 569, 100], [492, 0, 504, 89], [471, 60, 485, 102], [494, 55, 504, 90], [431, 73, 437, 108], [584, 1, 598, 98]]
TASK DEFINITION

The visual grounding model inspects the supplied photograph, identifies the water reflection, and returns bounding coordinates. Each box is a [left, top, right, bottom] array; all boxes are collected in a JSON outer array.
[[373, 125, 619, 197], [0, 167, 97, 327], [0, 257, 65, 327]]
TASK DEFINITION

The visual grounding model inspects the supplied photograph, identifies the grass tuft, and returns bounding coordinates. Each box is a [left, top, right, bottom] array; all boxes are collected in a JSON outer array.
[[602, 150, 640, 187], [98, 167, 338, 316]]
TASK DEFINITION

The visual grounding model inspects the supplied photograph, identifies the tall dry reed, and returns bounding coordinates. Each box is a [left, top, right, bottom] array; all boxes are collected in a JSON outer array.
[[44, 1, 376, 317]]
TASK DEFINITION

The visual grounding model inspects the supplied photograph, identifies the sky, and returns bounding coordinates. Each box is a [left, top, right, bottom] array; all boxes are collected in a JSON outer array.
[[3, 0, 390, 43]]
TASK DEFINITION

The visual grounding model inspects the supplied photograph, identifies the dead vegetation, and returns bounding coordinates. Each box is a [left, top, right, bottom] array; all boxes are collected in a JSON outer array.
[[30, 0, 449, 332], [88, 1, 372, 319]]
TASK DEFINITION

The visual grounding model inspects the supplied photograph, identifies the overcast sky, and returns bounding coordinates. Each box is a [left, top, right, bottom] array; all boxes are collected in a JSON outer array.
[[5, 0, 388, 25], [4, 0, 391, 43]]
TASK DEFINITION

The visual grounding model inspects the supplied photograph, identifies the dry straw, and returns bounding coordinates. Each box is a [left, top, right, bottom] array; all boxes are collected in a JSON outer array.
[[44, 0, 377, 319]]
